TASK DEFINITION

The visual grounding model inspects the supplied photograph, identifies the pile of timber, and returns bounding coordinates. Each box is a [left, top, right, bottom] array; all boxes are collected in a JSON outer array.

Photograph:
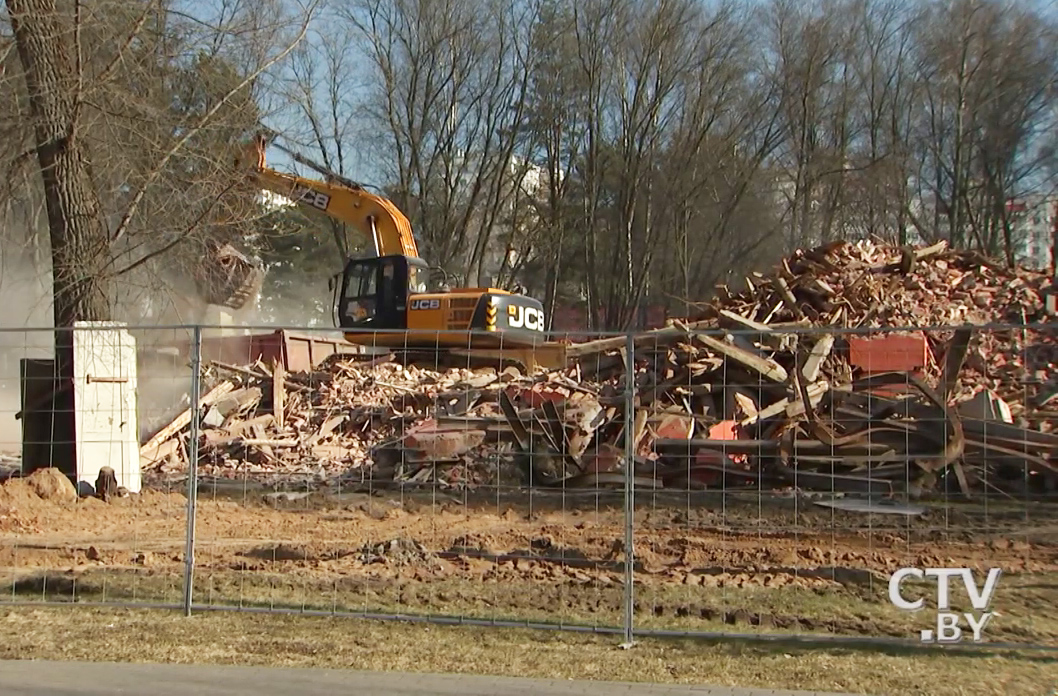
[[138, 240, 1058, 498], [138, 353, 541, 487]]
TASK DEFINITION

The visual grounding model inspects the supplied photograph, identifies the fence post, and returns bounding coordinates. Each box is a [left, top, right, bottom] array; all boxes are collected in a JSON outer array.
[[622, 331, 636, 647], [182, 325, 203, 617]]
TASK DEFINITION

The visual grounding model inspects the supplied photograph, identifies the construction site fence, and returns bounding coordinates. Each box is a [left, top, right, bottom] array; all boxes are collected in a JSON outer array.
[[0, 321, 1055, 653]]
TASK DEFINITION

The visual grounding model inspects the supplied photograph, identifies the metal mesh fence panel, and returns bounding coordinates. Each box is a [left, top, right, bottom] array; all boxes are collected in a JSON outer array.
[[627, 322, 1058, 649], [0, 324, 190, 610], [178, 325, 630, 633], [0, 319, 1054, 651]]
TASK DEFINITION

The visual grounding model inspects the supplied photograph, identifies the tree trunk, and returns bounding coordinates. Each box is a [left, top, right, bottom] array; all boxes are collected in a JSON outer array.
[[8, 0, 111, 338], [8, 0, 111, 404]]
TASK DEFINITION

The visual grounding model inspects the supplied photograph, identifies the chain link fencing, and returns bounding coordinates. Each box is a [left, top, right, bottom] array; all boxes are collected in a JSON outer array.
[[0, 322, 1054, 650]]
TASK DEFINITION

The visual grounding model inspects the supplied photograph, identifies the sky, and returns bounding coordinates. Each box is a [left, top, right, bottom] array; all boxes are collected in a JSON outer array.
[[178, 0, 1058, 199], [170, 0, 377, 183]]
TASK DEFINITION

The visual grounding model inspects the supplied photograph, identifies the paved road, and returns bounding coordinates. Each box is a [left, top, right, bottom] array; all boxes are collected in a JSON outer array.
[[0, 660, 862, 696]]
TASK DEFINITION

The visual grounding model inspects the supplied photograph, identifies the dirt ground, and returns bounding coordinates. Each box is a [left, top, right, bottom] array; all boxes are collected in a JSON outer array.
[[1, 476, 1056, 647]]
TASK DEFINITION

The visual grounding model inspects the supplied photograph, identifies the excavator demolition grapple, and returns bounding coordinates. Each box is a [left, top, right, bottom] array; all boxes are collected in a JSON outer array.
[[195, 133, 562, 365], [194, 240, 265, 311]]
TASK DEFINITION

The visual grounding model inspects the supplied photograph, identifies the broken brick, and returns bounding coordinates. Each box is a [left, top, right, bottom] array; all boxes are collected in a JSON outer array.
[[847, 333, 930, 374]]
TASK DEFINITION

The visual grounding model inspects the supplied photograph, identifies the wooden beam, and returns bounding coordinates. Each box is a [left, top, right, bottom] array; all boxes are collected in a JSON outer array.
[[691, 332, 789, 383]]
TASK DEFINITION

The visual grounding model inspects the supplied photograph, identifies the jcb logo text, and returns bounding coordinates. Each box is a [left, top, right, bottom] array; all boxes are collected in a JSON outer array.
[[411, 298, 440, 310], [507, 305, 545, 331], [290, 186, 330, 211]]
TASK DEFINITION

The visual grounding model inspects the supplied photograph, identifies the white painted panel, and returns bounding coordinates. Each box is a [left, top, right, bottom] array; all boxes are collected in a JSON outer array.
[[72, 322, 140, 493]]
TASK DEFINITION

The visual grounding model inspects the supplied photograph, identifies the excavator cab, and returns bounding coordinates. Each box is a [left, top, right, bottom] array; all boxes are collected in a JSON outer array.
[[337, 254, 428, 330], [336, 253, 549, 348]]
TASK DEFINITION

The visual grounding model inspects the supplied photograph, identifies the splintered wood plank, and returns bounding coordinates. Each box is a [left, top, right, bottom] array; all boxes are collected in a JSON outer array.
[[212, 388, 263, 420], [140, 438, 181, 466], [250, 423, 276, 460], [739, 380, 830, 427], [692, 332, 789, 383], [731, 390, 759, 422], [273, 359, 286, 430], [310, 415, 347, 445], [717, 309, 773, 333], [140, 381, 235, 453], [563, 318, 718, 358], [716, 310, 796, 351], [939, 326, 973, 404], [632, 407, 650, 452], [772, 277, 804, 318], [801, 334, 835, 382], [807, 278, 836, 296], [238, 438, 299, 448]]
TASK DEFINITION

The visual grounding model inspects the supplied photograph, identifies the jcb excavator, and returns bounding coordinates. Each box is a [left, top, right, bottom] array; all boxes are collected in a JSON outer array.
[[199, 133, 549, 350]]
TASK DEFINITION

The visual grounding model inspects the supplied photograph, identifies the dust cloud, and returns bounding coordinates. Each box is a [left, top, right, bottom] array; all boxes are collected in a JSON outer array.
[[0, 246, 334, 455], [0, 250, 53, 454]]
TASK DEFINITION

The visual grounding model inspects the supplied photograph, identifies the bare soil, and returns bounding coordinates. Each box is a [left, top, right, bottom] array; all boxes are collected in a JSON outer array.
[[1, 477, 1056, 647]]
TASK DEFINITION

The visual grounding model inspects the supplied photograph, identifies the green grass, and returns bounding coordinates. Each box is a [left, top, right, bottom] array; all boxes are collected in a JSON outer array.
[[5, 563, 1056, 647], [0, 606, 1054, 696]]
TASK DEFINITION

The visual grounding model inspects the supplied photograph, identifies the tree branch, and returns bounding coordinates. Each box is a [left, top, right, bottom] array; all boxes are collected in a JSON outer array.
[[109, 1, 318, 248], [110, 179, 241, 277]]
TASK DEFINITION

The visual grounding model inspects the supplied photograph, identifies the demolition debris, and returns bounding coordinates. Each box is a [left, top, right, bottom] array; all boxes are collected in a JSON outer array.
[[140, 239, 1058, 498]]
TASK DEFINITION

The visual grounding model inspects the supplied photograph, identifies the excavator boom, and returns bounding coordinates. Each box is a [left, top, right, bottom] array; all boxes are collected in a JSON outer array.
[[240, 134, 419, 259]]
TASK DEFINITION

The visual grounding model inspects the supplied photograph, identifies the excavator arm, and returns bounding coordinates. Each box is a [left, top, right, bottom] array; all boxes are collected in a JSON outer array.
[[197, 133, 551, 354], [236, 134, 420, 259], [198, 134, 423, 311]]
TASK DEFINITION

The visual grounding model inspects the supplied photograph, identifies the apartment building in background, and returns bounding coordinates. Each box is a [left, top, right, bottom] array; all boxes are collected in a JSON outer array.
[[1006, 194, 1058, 273]]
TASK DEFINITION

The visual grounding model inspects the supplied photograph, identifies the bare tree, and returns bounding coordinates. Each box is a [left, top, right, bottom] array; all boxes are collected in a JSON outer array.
[[906, 0, 1057, 263], [519, 0, 585, 327], [274, 13, 365, 260], [965, 3, 1057, 263], [342, 0, 537, 287], [601, 0, 705, 329], [660, 0, 786, 310], [253, 0, 1058, 330], [846, 0, 919, 244], [764, 0, 862, 252], [569, 0, 619, 329], [910, 0, 987, 247], [1, 0, 320, 334], [7, 0, 112, 332]]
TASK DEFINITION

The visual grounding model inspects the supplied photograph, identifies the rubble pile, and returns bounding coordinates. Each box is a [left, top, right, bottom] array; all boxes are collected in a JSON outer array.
[[139, 354, 540, 487], [706, 239, 1049, 328], [698, 238, 1058, 419], [140, 240, 1058, 499]]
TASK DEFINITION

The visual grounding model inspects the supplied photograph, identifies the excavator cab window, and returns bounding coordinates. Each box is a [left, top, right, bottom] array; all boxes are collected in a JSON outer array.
[[339, 260, 378, 325], [337, 254, 415, 330], [407, 265, 428, 294], [379, 262, 397, 315]]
